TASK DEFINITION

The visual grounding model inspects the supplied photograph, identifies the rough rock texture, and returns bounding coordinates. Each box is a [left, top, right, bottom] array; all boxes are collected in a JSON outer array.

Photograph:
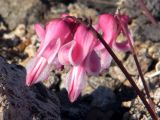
[[0, 0, 46, 30], [57, 86, 132, 120], [0, 37, 28, 63], [0, 57, 60, 120], [119, 0, 160, 18], [119, 0, 160, 41]]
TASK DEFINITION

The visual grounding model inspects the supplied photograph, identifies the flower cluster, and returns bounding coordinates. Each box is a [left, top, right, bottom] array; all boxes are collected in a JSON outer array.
[[26, 14, 132, 102]]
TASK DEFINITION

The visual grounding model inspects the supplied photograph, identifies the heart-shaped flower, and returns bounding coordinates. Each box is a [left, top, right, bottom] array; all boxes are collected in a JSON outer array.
[[26, 17, 75, 86], [58, 24, 101, 102]]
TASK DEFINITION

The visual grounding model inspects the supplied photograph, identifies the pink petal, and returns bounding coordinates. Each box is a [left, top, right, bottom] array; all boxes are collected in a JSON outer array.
[[52, 56, 63, 70], [112, 39, 131, 52], [118, 15, 130, 29], [37, 20, 59, 56], [46, 20, 71, 45], [113, 14, 133, 52], [98, 49, 112, 71], [65, 65, 87, 102], [26, 57, 39, 76], [37, 38, 60, 63], [99, 14, 118, 45], [69, 41, 83, 66], [44, 38, 61, 64], [26, 56, 47, 86], [85, 50, 101, 75], [35, 23, 45, 42], [58, 41, 73, 65], [38, 20, 71, 57], [112, 28, 134, 52], [94, 41, 103, 51], [35, 63, 53, 84], [44, 20, 60, 44], [70, 24, 97, 65]]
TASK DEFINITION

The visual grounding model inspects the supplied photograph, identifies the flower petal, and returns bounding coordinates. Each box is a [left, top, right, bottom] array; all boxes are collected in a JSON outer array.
[[85, 50, 101, 75], [52, 56, 63, 70], [26, 56, 47, 86], [112, 39, 130, 52], [44, 38, 61, 64], [38, 20, 71, 56], [45, 20, 71, 45], [58, 41, 73, 65], [65, 65, 87, 102], [35, 63, 53, 84], [26, 57, 39, 76], [69, 41, 83, 66], [70, 24, 97, 65], [112, 29, 134, 52], [99, 49, 112, 71], [99, 14, 118, 45], [35, 23, 45, 42]]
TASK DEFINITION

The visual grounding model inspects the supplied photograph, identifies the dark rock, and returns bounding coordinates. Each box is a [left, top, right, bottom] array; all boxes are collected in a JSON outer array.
[[0, 37, 28, 63], [91, 86, 116, 111], [58, 86, 125, 120], [0, 0, 46, 30], [0, 57, 60, 120], [114, 84, 137, 102]]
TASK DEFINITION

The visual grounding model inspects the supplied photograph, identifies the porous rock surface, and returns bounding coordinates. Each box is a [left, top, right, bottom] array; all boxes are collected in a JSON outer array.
[[119, 0, 160, 41], [0, 0, 46, 30], [0, 57, 60, 120]]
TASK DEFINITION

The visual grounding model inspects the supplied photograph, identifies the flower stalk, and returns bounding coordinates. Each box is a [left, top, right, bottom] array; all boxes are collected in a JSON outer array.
[[116, 14, 156, 113], [137, 0, 157, 25], [25, 13, 158, 119], [91, 25, 158, 120]]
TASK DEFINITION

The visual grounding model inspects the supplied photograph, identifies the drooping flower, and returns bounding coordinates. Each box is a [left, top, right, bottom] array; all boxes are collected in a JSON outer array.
[[95, 14, 132, 71], [58, 24, 101, 102], [25, 13, 132, 102], [26, 17, 75, 86]]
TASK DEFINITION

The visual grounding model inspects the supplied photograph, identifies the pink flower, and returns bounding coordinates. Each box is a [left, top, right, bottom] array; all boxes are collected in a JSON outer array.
[[95, 14, 132, 70], [25, 14, 132, 102], [26, 18, 74, 86], [58, 24, 101, 102]]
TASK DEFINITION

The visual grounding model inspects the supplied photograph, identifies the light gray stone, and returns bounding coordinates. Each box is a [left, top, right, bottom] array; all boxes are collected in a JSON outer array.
[[0, 0, 46, 30]]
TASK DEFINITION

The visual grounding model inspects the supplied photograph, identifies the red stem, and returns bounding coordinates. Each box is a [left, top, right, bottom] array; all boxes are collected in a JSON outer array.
[[137, 0, 157, 25], [91, 26, 158, 120], [116, 15, 153, 104]]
